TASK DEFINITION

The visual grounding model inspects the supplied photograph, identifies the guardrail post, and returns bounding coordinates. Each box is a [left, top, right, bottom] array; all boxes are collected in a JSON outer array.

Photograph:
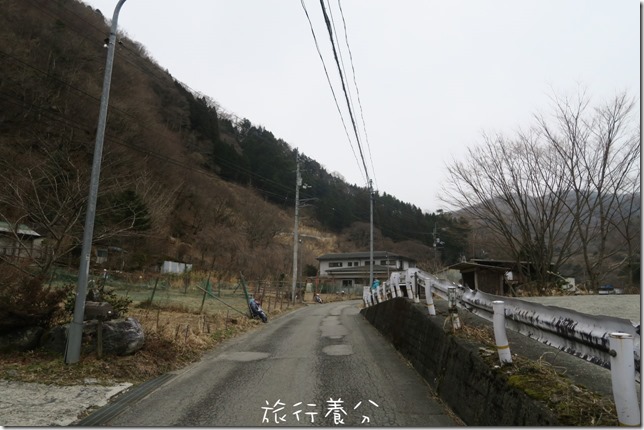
[[448, 286, 461, 331], [388, 273, 400, 298], [424, 282, 436, 316], [609, 332, 640, 426], [362, 286, 371, 307], [412, 272, 420, 303], [492, 301, 512, 364]]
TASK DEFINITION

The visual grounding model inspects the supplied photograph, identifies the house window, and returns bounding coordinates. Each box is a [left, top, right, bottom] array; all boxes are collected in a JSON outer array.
[[348, 262, 353, 267], [329, 262, 343, 268]]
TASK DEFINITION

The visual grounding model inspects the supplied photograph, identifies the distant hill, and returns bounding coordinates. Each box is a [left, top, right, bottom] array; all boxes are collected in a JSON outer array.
[[0, 0, 465, 278]]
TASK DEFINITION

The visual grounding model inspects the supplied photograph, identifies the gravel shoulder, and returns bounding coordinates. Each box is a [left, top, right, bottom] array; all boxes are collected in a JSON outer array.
[[0, 379, 131, 426]]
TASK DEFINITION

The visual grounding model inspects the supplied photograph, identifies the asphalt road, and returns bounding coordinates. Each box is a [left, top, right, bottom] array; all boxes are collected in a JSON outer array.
[[103, 300, 461, 427]]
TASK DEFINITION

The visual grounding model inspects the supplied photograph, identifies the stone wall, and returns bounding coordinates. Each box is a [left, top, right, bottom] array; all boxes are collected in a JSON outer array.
[[360, 297, 559, 426]]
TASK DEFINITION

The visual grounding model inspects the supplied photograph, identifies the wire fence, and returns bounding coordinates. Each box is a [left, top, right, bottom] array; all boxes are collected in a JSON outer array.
[[47, 269, 361, 319]]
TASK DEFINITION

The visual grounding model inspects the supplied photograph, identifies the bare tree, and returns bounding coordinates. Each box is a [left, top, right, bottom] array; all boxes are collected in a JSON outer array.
[[0, 149, 88, 273], [240, 196, 288, 250], [607, 173, 640, 289], [538, 91, 640, 289], [442, 129, 576, 284], [442, 91, 640, 289], [0, 149, 177, 274]]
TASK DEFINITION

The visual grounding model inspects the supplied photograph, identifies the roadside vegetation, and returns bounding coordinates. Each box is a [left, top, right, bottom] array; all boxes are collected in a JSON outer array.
[[456, 323, 619, 426], [0, 305, 277, 386], [0, 266, 332, 386], [0, 265, 630, 427]]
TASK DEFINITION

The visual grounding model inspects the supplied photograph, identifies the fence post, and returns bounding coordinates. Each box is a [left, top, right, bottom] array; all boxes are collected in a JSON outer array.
[[96, 320, 103, 359], [149, 277, 159, 304], [448, 286, 461, 331], [609, 332, 640, 426], [199, 283, 208, 314], [279, 282, 283, 310], [492, 301, 512, 364]]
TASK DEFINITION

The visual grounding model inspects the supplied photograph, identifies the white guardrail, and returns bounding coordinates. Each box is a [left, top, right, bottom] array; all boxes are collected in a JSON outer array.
[[362, 268, 641, 426]]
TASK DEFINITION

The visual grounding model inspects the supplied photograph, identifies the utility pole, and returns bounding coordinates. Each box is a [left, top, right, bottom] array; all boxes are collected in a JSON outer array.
[[65, 0, 127, 365], [291, 156, 301, 304], [433, 223, 438, 263], [369, 179, 374, 289]]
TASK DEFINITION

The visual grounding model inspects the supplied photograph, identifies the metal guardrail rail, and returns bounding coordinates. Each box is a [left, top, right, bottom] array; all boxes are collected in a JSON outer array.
[[369, 268, 640, 378]]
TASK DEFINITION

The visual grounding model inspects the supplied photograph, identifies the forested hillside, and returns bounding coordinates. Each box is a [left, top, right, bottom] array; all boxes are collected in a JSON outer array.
[[0, 0, 465, 280]]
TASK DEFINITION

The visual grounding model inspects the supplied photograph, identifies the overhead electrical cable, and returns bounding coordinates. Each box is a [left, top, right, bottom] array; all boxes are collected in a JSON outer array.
[[336, 0, 378, 190], [325, 0, 359, 140], [300, 0, 365, 185], [318, 0, 370, 185]]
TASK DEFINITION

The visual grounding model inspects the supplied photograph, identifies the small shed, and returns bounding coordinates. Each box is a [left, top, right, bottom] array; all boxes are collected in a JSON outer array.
[[160, 260, 193, 274], [449, 261, 510, 296], [0, 221, 43, 259]]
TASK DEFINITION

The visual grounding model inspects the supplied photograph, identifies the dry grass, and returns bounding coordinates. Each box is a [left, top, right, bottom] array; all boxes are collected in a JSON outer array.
[[449, 318, 619, 426], [0, 302, 298, 387]]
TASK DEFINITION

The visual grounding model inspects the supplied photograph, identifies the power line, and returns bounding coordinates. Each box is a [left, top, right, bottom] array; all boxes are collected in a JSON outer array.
[[318, 0, 370, 185], [300, 0, 365, 185], [336, 0, 378, 190]]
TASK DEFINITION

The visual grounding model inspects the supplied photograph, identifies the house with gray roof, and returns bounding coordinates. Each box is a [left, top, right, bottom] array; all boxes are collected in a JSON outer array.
[[317, 251, 416, 292]]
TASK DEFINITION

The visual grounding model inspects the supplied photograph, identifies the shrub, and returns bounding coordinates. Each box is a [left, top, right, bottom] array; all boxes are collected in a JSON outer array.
[[0, 264, 72, 334], [63, 280, 133, 318]]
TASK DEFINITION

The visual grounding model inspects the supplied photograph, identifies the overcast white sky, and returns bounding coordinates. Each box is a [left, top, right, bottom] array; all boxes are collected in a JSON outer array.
[[81, 0, 640, 213]]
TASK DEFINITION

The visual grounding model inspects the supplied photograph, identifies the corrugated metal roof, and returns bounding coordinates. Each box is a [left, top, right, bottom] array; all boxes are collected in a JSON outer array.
[[448, 261, 510, 272], [0, 221, 41, 237]]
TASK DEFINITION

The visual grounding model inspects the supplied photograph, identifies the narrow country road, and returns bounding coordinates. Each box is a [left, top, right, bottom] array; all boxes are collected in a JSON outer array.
[[103, 300, 461, 426]]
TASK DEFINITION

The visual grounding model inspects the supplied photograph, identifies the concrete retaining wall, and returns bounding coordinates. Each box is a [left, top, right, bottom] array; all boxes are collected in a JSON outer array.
[[360, 297, 559, 426]]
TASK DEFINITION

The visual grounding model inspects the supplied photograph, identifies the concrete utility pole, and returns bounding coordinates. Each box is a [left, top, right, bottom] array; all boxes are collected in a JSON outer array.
[[64, 0, 127, 365], [291, 156, 301, 304], [369, 179, 374, 289]]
